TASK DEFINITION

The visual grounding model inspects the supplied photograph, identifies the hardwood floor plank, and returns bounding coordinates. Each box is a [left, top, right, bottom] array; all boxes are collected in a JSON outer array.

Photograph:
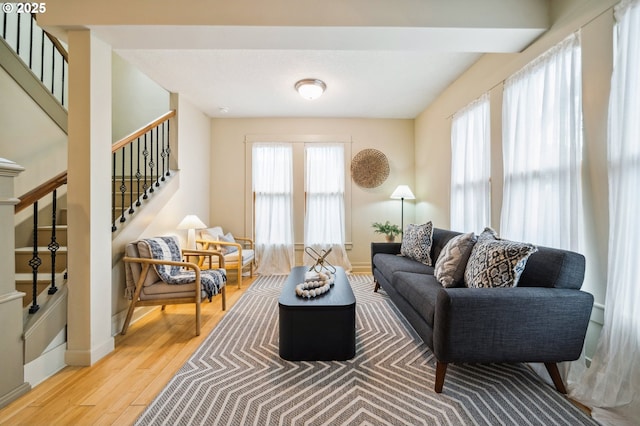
[[0, 278, 251, 426]]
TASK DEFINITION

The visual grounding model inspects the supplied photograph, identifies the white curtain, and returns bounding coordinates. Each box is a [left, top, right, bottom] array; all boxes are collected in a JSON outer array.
[[500, 32, 583, 252], [304, 144, 352, 272], [572, 2, 640, 424], [450, 93, 491, 233], [252, 144, 295, 274]]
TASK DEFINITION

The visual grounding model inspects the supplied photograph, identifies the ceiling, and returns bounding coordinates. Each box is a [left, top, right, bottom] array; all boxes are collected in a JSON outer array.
[[84, 3, 549, 119]]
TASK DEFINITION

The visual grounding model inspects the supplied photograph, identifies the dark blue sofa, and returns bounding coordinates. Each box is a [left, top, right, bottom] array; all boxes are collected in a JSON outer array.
[[371, 228, 593, 393]]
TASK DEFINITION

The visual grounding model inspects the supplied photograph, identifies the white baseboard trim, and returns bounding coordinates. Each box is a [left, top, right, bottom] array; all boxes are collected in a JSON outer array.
[[111, 306, 157, 337], [65, 337, 114, 366], [24, 341, 67, 388]]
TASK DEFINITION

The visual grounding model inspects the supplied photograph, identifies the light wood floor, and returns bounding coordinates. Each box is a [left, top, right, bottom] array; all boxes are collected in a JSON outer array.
[[0, 277, 253, 426]]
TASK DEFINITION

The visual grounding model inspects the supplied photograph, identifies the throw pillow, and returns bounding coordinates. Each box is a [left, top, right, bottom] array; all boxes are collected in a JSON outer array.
[[464, 228, 537, 288], [434, 232, 477, 288], [219, 232, 238, 255], [400, 222, 434, 266]]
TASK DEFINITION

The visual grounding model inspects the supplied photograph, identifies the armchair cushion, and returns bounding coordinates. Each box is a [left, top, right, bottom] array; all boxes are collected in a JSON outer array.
[[224, 249, 255, 263], [138, 236, 226, 300]]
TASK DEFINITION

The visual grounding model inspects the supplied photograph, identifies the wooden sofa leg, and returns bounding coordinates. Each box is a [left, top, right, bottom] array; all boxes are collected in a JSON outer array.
[[374, 280, 380, 292], [544, 362, 567, 394], [435, 361, 448, 393]]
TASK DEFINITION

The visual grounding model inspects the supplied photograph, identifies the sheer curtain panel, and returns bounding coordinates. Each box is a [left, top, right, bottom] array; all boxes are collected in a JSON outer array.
[[252, 144, 295, 274], [500, 32, 583, 252], [572, 2, 640, 424], [304, 144, 352, 271], [450, 93, 491, 233]]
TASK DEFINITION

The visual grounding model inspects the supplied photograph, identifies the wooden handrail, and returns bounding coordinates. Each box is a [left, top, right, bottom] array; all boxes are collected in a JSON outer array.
[[15, 171, 67, 214], [112, 110, 176, 153], [32, 14, 69, 62]]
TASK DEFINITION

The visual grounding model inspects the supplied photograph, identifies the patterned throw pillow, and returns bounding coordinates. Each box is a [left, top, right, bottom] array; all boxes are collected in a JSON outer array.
[[400, 222, 434, 266], [464, 227, 538, 288], [434, 232, 477, 288]]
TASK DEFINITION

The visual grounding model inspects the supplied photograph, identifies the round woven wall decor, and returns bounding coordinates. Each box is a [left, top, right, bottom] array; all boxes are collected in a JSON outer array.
[[350, 148, 390, 188]]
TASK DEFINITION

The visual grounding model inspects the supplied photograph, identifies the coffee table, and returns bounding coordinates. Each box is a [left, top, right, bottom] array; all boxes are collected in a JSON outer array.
[[278, 266, 356, 361]]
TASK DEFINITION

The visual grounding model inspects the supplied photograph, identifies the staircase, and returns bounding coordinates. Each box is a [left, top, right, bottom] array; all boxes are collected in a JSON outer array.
[[15, 208, 67, 309]]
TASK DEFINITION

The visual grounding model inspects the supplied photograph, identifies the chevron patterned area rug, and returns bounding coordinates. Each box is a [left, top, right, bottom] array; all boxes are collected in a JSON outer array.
[[136, 274, 596, 426]]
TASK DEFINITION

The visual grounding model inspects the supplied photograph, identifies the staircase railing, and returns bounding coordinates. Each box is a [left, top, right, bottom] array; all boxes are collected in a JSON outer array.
[[15, 171, 67, 314], [0, 10, 68, 108], [112, 110, 176, 232]]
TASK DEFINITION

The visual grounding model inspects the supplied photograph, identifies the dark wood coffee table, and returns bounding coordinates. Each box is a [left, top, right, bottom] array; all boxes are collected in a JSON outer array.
[[278, 266, 356, 361]]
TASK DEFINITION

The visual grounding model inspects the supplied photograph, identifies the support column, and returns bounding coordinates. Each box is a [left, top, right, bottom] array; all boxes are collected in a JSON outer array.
[[0, 158, 30, 408], [65, 30, 114, 365]]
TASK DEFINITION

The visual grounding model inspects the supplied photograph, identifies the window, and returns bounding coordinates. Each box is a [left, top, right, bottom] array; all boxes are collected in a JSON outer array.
[[450, 93, 491, 233], [500, 32, 583, 251], [252, 144, 295, 274], [248, 137, 352, 272], [304, 145, 351, 270]]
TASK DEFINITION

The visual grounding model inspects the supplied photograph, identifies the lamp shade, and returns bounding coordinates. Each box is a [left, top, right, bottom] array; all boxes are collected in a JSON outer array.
[[390, 185, 415, 200], [177, 215, 207, 230]]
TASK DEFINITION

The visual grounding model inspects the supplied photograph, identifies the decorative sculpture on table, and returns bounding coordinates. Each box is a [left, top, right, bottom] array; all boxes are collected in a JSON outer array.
[[295, 247, 337, 298], [305, 246, 337, 274]]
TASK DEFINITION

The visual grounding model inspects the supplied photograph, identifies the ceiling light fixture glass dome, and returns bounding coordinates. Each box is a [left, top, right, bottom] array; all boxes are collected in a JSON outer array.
[[295, 79, 326, 100]]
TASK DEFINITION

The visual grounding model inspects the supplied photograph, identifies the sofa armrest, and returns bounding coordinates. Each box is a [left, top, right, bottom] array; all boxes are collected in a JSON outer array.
[[371, 242, 402, 274], [433, 287, 593, 364]]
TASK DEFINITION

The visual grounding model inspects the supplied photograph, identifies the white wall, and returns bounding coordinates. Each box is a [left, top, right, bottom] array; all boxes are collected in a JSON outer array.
[[414, 0, 619, 359], [0, 67, 67, 198], [210, 118, 414, 272], [110, 94, 211, 329], [111, 52, 170, 142]]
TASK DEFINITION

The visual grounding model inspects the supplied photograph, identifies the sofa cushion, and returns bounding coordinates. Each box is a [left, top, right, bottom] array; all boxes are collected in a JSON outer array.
[[434, 232, 477, 288], [401, 222, 434, 265], [373, 253, 434, 285], [393, 272, 442, 327], [464, 228, 538, 288]]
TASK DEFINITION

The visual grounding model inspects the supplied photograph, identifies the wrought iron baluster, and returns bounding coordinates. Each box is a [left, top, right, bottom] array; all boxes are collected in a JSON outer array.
[[119, 149, 126, 223], [112, 152, 117, 232], [143, 134, 149, 199], [48, 190, 59, 295], [135, 137, 142, 206], [129, 143, 134, 214], [2, 10, 7, 39], [149, 130, 155, 193], [166, 119, 171, 177], [29, 201, 41, 314], [61, 59, 66, 107], [51, 42, 55, 97], [15, 11, 20, 55], [160, 122, 166, 181], [28, 13, 34, 68], [155, 127, 160, 187]]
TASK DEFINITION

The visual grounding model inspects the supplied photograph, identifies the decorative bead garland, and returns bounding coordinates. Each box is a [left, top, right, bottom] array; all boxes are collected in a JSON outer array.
[[295, 272, 335, 298]]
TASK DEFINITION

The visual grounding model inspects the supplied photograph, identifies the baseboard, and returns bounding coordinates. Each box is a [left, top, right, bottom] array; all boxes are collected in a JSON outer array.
[[350, 262, 371, 274], [24, 340, 66, 388], [0, 382, 30, 410], [65, 337, 114, 366]]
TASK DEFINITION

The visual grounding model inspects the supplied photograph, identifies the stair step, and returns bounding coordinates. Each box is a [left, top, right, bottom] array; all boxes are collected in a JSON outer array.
[[37, 225, 68, 246], [15, 273, 65, 308], [15, 247, 68, 274]]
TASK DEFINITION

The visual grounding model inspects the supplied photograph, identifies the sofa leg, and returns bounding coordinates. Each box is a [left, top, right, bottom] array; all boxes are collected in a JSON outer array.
[[374, 280, 380, 292], [435, 361, 448, 393], [544, 362, 567, 394]]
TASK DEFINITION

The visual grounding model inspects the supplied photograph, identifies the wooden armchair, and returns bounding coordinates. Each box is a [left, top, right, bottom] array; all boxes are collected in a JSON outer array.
[[122, 236, 227, 336], [197, 227, 255, 288]]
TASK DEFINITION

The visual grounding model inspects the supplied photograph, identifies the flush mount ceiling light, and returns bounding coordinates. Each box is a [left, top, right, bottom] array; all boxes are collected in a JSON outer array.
[[295, 79, 326, 100]]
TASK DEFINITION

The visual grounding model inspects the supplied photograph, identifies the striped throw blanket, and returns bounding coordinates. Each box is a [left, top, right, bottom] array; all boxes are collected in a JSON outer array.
[[143, 236, 226, 301]]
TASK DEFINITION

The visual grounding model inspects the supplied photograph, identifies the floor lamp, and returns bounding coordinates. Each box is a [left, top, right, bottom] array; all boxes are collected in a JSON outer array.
[[390, 185, 415, 239]]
